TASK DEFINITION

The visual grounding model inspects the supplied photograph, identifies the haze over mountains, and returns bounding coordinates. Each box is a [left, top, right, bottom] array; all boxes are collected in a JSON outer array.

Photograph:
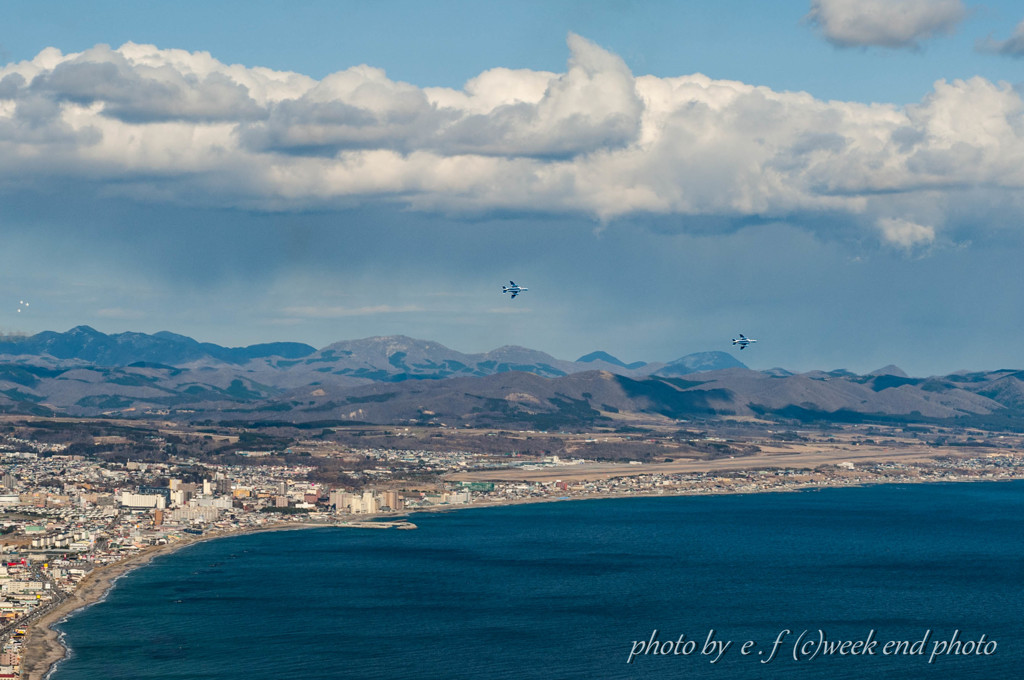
[[1, 326, 1023, 429], [0, 325, 741, 378]]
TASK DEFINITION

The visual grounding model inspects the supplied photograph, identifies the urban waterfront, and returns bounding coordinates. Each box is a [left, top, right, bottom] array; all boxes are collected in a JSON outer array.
[[50, 482, 1024, 679], [4, 420, 1024, 678]]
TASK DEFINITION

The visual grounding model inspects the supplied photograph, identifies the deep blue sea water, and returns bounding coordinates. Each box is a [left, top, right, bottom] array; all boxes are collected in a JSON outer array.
[[51, 482, 1024, 679]]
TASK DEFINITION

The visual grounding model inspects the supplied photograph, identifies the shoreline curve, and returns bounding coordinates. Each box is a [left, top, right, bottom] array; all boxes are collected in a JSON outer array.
[[18, 522, 316, 680], [18, 476, 1022, 678]]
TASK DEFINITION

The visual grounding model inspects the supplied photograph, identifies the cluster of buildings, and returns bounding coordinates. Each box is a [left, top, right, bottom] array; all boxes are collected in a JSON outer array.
[[1, 426, 1024, 676], [0, 435, 472, 676]]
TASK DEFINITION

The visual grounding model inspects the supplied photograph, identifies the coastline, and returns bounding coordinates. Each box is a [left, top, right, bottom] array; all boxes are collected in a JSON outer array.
[[19, 542, 179, 680], [17, 521, 317, 680], [18, 473, 1023, 679]]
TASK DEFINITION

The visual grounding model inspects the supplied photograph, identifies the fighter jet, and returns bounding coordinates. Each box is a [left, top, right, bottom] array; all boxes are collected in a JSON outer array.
[[732, 334, 757, 350], [502, 281, 528, 299]]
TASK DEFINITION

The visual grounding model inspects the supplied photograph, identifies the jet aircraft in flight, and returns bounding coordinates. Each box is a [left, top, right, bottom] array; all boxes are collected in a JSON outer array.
[[502, 281, 528, 299], [732, 334, 757, 350]]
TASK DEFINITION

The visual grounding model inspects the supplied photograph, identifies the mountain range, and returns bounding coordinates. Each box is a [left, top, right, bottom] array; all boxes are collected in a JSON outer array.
[[1, 326, 1023, 429]]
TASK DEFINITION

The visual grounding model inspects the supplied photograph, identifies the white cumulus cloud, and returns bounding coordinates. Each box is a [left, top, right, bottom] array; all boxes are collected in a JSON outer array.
[[3, 33, 1024, 249], [877, 217, 936, 250], [807, 0, 966, 49]]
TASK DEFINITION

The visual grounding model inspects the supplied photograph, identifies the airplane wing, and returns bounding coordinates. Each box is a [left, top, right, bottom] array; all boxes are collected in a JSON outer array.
[[739, 334, 746, 339], [511, 291, 518, 298], [510, 281, 516, 286], [739, 345, 745, 349]]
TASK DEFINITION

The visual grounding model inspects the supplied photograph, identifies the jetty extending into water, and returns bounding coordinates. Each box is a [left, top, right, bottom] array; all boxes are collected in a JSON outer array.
[[336, 520, 417, 530]]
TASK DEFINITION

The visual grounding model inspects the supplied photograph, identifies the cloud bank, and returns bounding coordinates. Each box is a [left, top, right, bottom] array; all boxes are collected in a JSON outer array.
[[807, 0, 966, 49], [976, 19, 1024, 57], [3, 33, 1024, 248]]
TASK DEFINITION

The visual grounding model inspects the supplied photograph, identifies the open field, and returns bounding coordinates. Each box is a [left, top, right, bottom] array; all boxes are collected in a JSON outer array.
[[449, 443, 999, 483]]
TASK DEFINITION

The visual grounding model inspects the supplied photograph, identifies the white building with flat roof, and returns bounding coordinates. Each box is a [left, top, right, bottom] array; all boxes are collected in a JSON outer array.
[[120, 492, 166, 510]]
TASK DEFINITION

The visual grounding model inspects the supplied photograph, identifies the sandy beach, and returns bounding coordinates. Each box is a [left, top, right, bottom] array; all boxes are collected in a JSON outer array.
[[18, 541, 185, 680], [17, 521, 316, 680], [16, 509, 529, 678]]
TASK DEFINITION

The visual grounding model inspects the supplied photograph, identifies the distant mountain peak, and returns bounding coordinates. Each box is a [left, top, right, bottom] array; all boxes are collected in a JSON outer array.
[[869, 364, 909, 378], [323, 335, 446, 354], [654, 351, 747, 376], [153, 330, 199, 344], [576, 351, 646, 369], [0, 327, 315, 366], [578, 350, 625, 366]]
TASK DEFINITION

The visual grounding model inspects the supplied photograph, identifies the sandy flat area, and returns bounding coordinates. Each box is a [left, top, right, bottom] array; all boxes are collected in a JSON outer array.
[[448, 445, 990, 483]]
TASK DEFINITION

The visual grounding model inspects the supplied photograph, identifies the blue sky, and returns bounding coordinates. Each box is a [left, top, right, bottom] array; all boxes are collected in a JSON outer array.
[[5, 1, 1022, 102], [2, 0, 1024, 375]]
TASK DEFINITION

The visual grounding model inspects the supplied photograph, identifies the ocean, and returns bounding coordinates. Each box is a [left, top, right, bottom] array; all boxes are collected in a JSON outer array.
[[51, 482, 1024, 679]]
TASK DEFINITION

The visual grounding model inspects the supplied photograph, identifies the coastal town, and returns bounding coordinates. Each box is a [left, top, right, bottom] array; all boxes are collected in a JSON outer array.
[[9, 3, 1024, 675], [2, 417, 1024, 678]]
